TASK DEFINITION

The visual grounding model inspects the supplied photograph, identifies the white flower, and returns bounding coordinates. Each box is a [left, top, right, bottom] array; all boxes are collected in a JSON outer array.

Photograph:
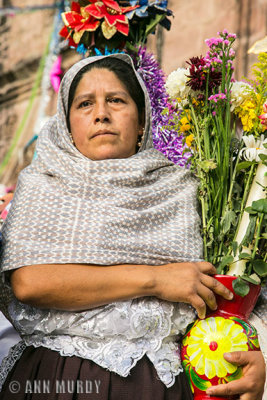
[[230, 81, 253, 111], [240, 134, 267, 162], [165, 68, 190, 99]]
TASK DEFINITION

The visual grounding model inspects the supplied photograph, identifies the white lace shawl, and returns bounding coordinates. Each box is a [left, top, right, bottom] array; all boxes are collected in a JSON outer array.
[[0, 297, 196, 390]]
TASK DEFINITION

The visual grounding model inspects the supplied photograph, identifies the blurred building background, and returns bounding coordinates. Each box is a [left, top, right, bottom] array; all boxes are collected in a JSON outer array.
[[0, 0, 266, 185]]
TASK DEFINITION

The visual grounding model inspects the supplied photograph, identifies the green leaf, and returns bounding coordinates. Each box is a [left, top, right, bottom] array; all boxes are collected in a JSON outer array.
[[252, 198, 267, 214], [263, 143, 267, 149], [221, 210, 236, 234], [244, 206, 257, 215], [232, 277, 250, 297], [252, 259, 267, 277], [125, 41, 138, 53], [190, 368, 212, 391], [241, 275, 261, 285], [259, 153, 267, 162], [145, 14, 165, 36], [238, 252, 251, 260], [241, 215, 257, 247], [217, 255, 234, 273], [236, 161, 254, 171]]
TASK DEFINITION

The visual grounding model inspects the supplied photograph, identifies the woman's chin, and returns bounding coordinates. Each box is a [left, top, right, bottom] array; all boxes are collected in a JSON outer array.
[[83, 145, 136, 161]]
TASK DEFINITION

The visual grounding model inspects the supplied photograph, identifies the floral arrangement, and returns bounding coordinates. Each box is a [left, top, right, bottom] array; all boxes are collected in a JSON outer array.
[[59, 0, 173, 55], [165, 30, 267, 296]]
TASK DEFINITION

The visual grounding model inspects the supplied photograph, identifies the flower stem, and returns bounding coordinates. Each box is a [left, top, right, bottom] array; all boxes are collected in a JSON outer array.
[[251, 213, 264, 259], [189, 103, 208, 259]]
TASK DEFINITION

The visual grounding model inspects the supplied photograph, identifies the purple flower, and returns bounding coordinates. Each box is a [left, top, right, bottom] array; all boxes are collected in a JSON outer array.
[[131, 46, 190, 166], [208, 93, 227, 103]]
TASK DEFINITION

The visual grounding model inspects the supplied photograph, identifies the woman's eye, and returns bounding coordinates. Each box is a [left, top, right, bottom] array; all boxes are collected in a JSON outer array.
[[78, 100, 91, 108], [108, 97, 123, 104]]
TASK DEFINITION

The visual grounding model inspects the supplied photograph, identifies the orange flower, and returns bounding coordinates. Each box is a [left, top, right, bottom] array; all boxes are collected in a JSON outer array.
[[185, 134, 194, 147]]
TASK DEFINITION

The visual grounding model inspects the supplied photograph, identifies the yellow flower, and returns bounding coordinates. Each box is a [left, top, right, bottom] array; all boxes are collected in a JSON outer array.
[[185, 317, 248, 379], [236, 99, 258, 132], [186, 134, 194, 147], [180, 116, 191, 132]]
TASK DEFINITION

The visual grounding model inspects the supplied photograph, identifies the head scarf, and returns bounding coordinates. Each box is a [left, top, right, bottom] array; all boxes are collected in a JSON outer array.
[[1, 54, 203, 283]]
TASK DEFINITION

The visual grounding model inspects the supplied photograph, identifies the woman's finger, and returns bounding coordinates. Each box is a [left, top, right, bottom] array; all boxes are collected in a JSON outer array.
[[197, 284, 217, 311], [191, 294, 207, 319], [206, 378, 247, 397], [197, 261, 217, 275], [206, 378, 262, 400], [201, 274, 234, 300]]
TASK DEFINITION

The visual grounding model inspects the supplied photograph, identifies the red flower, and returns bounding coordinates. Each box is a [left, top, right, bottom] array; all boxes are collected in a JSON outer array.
[[186, 56, 222, 93], [85, 1, 138, 39], [60, 2, 100, 46]]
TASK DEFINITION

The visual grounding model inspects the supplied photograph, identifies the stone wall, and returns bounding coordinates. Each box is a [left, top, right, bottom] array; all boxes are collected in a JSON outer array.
[[150, 0, 267, 77], [0, 0, 57, 184], [0, 0, 266, 185]]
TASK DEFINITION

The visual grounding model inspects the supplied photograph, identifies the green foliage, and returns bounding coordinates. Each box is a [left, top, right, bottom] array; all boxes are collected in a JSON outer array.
[[252, 259, 267, 277], [252, 198, 267, 214], [250, 52, 267, 95], [217, 255, 234, 274], [232, 277, 250, 297]]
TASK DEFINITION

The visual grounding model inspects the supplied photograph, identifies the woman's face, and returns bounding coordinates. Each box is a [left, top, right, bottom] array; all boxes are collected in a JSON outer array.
[[69, 68, 143, 160]]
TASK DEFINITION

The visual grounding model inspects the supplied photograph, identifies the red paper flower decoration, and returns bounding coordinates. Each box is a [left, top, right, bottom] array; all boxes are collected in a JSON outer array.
[[60, 1, 138, 47], [84, 0, 138, 39], [60, 2, 100, 46]]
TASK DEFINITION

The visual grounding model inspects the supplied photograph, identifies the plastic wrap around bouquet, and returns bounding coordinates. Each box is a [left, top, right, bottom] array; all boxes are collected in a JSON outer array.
[[181, 275, 261, 400]]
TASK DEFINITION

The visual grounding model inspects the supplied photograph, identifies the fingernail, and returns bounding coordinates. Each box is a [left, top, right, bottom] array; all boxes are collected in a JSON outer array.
[[228, 292, 234, 299]]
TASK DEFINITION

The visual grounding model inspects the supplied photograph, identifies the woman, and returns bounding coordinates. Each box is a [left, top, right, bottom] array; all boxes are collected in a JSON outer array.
[[0, 54, 265, 399]]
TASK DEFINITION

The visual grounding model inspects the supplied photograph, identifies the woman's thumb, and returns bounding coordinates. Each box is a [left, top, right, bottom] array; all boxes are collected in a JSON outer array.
[[224, 351, 249, 365]]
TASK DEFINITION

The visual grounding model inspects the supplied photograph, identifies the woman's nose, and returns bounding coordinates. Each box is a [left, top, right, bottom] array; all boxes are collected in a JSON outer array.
[[94, 101, 110, 123]]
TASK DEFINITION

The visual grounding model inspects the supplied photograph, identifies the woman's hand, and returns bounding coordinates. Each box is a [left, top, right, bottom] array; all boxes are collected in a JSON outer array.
[[11, 261, 232, 313], [153, 261, 233, 318], [206, 351, 266, 400]]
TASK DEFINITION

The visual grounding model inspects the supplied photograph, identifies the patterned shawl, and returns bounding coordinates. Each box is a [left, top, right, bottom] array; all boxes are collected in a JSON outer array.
[[0, 54, 203, 295]]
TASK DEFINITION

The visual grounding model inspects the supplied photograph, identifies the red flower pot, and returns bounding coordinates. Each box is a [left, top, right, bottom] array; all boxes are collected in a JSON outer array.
[[181, 275, 261, 400]]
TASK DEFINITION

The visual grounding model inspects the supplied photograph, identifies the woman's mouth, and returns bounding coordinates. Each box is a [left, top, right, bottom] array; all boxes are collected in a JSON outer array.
[[92, 130, 117, 138]]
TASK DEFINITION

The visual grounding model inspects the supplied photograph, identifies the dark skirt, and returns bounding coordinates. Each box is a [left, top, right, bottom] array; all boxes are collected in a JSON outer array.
[[0, 346, 193, 400]]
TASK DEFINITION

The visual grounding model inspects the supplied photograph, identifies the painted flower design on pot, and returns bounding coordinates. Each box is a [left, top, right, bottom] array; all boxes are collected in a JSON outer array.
[[184, 317, 248, 379]]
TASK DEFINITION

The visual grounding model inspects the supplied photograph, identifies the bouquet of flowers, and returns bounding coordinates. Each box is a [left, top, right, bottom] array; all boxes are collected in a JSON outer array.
[[165, 30, 267, 296], [59, 0, 173, 55]]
